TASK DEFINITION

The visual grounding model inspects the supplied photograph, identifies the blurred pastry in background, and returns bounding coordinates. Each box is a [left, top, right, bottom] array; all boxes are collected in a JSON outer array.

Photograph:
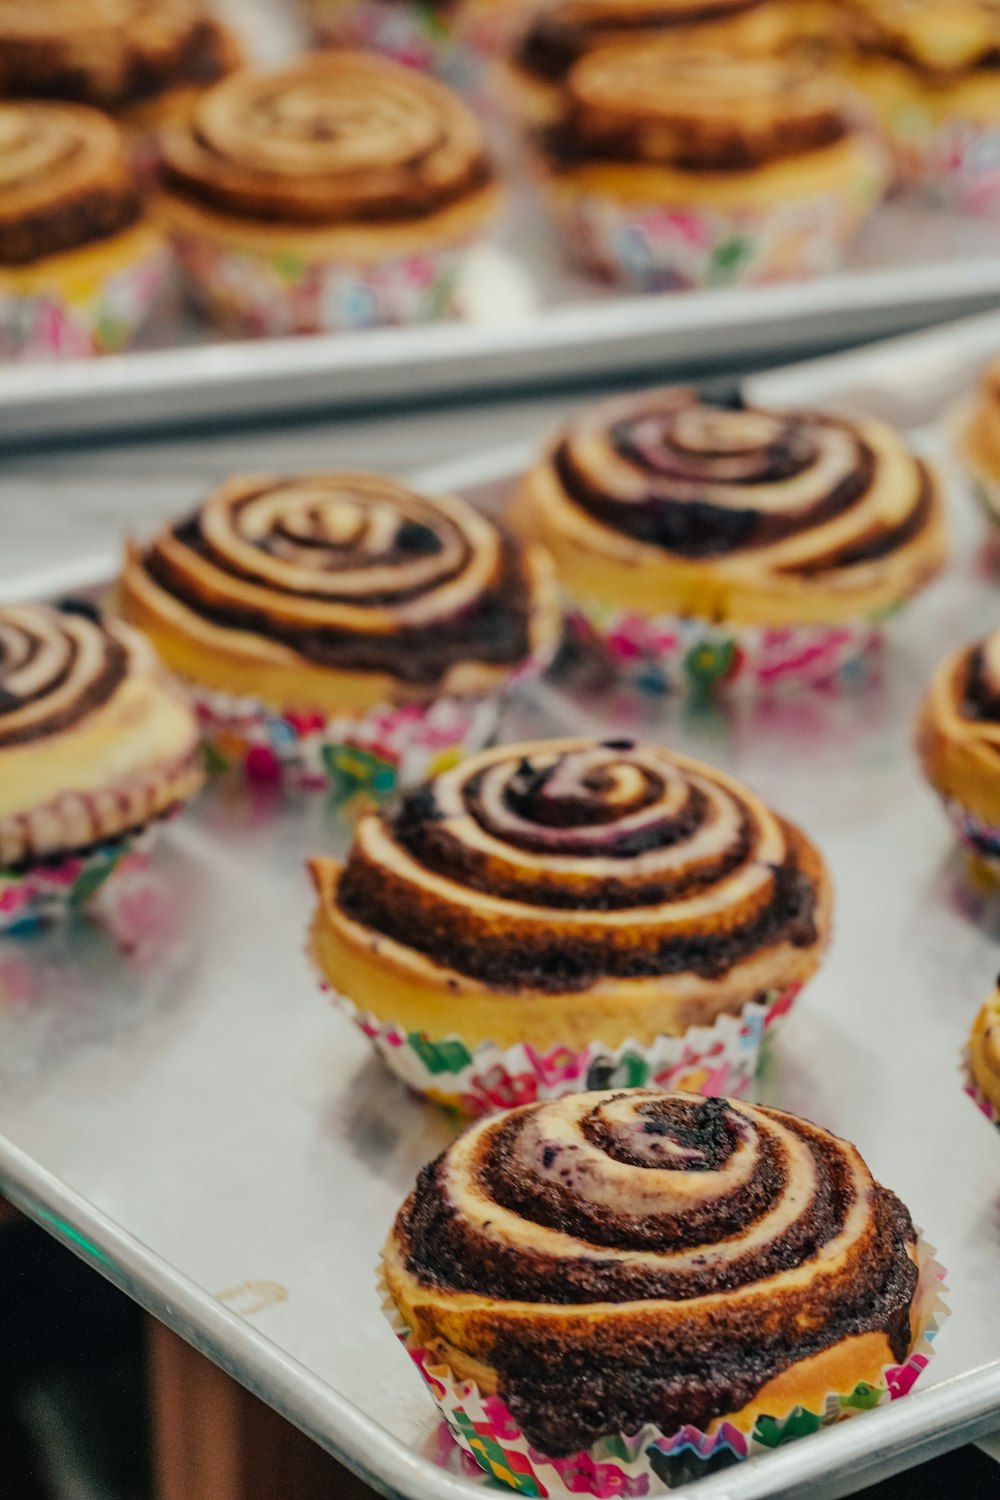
[[0, 0, 241, 175], [301, 0, 534, 90], [506, 0, 841, 128], [155, 52, 504, 336], [0, 101, 168, 360], [527, 46, 888, 291], [846, 0, 1000, 213], [512, 386, 948, 698], [118, 470, 558, 793], [957, 355, 1000, 525], [965, 984, 1000, 1129]]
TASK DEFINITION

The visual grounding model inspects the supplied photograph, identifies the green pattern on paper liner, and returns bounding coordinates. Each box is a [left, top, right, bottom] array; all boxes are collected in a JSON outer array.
[[449, 1410, 542, 1497], [752, 1406, 824, 1451], [408, 1032, 474, 1075], [322, 743, 399, 808]]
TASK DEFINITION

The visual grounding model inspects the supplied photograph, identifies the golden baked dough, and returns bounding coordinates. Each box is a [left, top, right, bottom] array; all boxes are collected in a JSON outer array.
[[917, 628, 1000, 830], [512, 387, 948, 626], [309, 736, 832, 1049], [0, 603, 203, 868], [968, 987, 1000, 1113]]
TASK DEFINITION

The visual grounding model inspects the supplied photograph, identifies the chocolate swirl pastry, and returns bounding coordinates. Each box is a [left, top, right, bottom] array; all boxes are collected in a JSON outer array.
[[513, 387, 948, 624], [159, 52, 497, 229], [120, 472, 558, 708], [961, 356, 1000, 514], [968, 985, 1000, 1116], [0, 101, 141, 265], [0, 0, 239, 113], [848, 0, 1000, 78], [917, 629, 1000, 846], [0, 603, 203, 868], [384, 1089, 921, 1454], [310, 737, 832, 1048]]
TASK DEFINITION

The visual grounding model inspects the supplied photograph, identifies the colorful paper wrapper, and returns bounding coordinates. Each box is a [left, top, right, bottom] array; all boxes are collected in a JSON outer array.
[[379, 1240, 948, 1497], [300, 0, 504, 90], [192, 685, 503, 803], [0, 832, 158, 937], [324, 982, 801, 1117], [568, 598, 885, 700], [170, 227, 474, 337], [941, 796, 1000, 881], [0, 234, 168, 361], [969, 471, 1000, 529], [546, 170, 885, 292], [962, 1044, 1000, 1131], [885, 108, 1000, 215]]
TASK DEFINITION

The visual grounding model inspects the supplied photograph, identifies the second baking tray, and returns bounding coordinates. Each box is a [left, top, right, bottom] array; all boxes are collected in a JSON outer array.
[[5, 313, 1000, 1496]]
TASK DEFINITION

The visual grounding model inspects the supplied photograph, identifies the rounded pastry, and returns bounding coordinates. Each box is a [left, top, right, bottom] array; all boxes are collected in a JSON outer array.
[[384, 1089, 928, 1466], [967, 984, 1000, 1119], [302, 0, 531, 85], [959, 355, 1000, 524], [0, 100, 166, 358], [916, 628, 1000, 876], [532, 45, 887, 288], [512, 387, 948, 694], [846, 0, 1000, 209], [156, 53, 503, 335], [309, 736, 832, 1087], [0, 603, 203, 920], [119, 472, 558, 788]]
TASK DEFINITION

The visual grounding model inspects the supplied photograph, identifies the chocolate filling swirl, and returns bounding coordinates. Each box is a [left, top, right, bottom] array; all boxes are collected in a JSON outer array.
[[517, 0, 770, 81], [338, 739, 823, 989], [0, 603, 130, 748], [136, 473, 536, 688], [393, 1090, 919, 1454]]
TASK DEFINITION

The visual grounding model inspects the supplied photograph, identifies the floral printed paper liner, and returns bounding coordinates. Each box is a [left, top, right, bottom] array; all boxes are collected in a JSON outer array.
[[378, 1239, 948, 1497], [0, 833, 151, 936], [569, 596, 889, 699], [883, 106, 1000, 214], [324, 982, 801, 1117], [301, 0, 506, 84]]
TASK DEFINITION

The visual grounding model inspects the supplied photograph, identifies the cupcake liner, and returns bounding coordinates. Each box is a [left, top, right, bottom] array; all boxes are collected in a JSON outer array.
[[884, 109, 1000, 215], [568, 597, 884, 699], [546, 170, 884, 291], [301, 0, 500, 89], [940, 796, 1000, 880], [962, 1044, 1000, 1131], [379, 1238, 948, 1497], [0, 832, 157, 937], [969, 471, 1000, 528], [169, 227, 475, 337], [325, 982, 802, 1117], [0, 232, 168, 360], [192, 684, 504, 801]]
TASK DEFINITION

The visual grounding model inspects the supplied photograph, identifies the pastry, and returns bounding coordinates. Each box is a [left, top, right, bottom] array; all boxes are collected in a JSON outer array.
[[512, 386, 949, 696], [916, 627, 1000, 879], [0, 0, 240, 174], [846, 0, 1000, 213], [382, 1089, 945, 1493], [0, 601, 203, 934], [508, 0, 840, 128], [119, 471, 558, 796], [965, 984, 1000, 1126], [0, 100, 167, 359], [529, 44, 887, 289], [309, 736, 832, 1112], [156, 52, 503, 336], [958, 355, 1000, 524]]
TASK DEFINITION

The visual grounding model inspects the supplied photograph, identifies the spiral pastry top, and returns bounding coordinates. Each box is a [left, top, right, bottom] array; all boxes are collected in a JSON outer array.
[[0, 101, 142, 265], [968, 985, 1000, 1114], [119, 472, 558, 712], [159, 53, 497, 232], [0, 603, 203, 868], [384, 1089, 921, 1454], [513, 388, 948, 625], [0, 0, 239, 113], [847, 0, 1000, 76], [961, 356, 1000, 491], [917, 629, 1000, 828], [310, 737, 832, 1048]]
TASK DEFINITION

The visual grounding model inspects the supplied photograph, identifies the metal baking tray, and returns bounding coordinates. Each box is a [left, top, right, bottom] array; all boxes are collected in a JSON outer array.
[[7, 312, 1000, 1498], [5, 0, 1000, 444]]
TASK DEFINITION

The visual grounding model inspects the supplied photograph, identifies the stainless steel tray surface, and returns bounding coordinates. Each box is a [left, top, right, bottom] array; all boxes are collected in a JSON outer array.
[[7, 315, 1000, 1498], [5, 0, 1000, 441]]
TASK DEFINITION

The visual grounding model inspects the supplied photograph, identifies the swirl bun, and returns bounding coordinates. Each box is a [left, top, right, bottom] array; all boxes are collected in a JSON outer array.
[[0, 0, 239, 115], [917, 629, 1000, 869], [514, 387, 948, 626], [960, 355, 1000, 523], [120, 472, 558, 714], [310, 737, 831, 1050], [0, 101, 141, 264], [384, 1089, 922, 1455], [848, 0, 1000, 75], [0, 603, 203, 868], [968, 985, 1000, 1120]]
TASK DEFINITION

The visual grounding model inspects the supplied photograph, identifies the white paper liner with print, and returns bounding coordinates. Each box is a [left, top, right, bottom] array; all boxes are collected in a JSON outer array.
[[300, 0, 493, 90], [940, 796, 1000, 880], [0, 233, 168, 360], [962, 1044, 1000, 1131], [545, 169, 885, 292], [169, 229, 475, 338], [193, 684, 503, 802], [324, 982, 802, 1117], [885, 109, 1000, 215], [378, 1239, 948, 1497], [568, 596, 885, 700], [0, 830, 160, 937]]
